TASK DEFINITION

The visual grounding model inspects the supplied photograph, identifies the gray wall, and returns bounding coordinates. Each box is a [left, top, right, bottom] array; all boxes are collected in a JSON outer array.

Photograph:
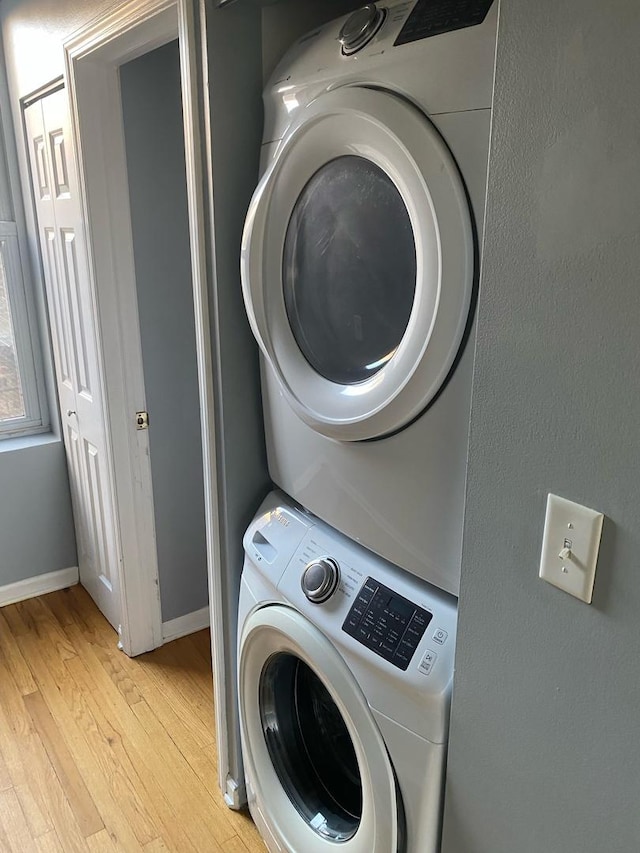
[[442, 2, 640, 852], [0, 439, 76, 583], [120, 41, 208, 622], [0, 32, 76, 587]]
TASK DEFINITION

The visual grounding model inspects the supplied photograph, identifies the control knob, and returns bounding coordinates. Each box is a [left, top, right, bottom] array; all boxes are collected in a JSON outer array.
[[338, 4, 385, 56], [301, 557, 340, 603]]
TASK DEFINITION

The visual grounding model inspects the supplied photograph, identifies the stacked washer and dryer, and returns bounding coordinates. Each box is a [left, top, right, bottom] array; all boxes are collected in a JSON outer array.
[[237, 2, 498, 851]]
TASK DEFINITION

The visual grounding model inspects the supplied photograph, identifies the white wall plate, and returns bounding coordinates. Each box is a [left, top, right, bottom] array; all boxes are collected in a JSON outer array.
[[539, 493, 604, 604]]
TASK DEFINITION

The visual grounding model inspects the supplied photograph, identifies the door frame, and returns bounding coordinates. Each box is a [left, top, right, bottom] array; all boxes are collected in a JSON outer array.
[[63, 0, 219, 656]]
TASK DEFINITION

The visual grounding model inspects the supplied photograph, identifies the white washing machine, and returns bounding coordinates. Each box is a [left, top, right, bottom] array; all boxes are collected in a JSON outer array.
[[238, 492, 457, 853], [241, 0, 498, 596]]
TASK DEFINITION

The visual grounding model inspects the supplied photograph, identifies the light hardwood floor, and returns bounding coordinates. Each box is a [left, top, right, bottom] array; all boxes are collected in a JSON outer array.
[[0, 585, 265, 852]]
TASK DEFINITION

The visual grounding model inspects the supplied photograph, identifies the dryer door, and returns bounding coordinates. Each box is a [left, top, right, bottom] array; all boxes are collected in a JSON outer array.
[[239, 605, 403, 853], [241, 86, 474, 441]]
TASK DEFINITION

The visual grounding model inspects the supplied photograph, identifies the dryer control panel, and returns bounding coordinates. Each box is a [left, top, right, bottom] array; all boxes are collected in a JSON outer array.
[[342, 577, 432, 670]]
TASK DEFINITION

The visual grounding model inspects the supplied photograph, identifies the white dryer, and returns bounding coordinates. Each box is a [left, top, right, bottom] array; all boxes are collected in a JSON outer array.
[[241, 0, 498, 596], [238, 492, 457, 853]]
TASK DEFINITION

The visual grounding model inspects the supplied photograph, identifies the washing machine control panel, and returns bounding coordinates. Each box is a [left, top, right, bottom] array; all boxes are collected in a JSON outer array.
[[342, 577, 432, 670], [394, 0, 494, 46]]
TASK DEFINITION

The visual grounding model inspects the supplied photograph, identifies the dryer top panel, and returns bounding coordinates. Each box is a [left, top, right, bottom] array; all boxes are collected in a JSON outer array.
[[263, 0, 498, 145]]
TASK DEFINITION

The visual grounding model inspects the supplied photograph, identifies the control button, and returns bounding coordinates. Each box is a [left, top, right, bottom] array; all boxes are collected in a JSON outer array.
[[432, 628, 448, 645], [338, 4, 386, 55], [418, 649, 438, 676], [395, 641, 417, 664], [410, 612, 429, 630], [392, 649, 411, 671], [405, 626, 423, 642], [301, 557, 340, 603]]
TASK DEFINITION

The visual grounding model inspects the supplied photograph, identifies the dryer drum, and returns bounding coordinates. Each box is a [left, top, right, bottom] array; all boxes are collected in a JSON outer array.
[[259, 652, 363, 841], [283, 154, 417, 387]]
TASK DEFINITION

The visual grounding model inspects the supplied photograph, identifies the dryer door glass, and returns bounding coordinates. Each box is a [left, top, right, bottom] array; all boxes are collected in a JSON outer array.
[[260, 652, 362, 841], [283, 155, 416, 385]]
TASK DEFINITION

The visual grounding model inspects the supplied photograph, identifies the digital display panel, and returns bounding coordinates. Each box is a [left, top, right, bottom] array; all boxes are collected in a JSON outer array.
[[342, 577, 432, 671]]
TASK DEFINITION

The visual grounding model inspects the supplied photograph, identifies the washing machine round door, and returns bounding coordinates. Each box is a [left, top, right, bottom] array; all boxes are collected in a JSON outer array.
[[239, 605, 403, 852], [241, 85, 474, 441]]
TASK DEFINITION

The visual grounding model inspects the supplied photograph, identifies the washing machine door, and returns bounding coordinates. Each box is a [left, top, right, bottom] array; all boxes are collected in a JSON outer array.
[[239, 605, 403, 853], [241, 85, 474, 441]]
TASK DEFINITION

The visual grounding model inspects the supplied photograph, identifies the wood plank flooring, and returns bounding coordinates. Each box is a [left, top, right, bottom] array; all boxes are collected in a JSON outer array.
[[0, 586, 265, 852]]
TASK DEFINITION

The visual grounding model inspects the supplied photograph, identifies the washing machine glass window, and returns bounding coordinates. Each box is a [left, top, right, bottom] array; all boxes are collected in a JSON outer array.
[[283, 155, 416, 386], [259, 652, 362, 841]]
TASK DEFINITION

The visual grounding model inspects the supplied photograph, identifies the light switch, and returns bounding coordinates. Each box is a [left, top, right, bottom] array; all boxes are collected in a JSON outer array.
[[539, 494, 604, 603]]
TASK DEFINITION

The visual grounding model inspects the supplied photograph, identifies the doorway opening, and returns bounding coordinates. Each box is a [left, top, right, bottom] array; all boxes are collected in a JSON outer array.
[[57, 0, 216, 656], [119, 40, 208, 638]]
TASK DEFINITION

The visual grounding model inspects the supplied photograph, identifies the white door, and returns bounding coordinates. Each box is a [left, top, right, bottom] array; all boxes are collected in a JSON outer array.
[[241, 86, 475, 441], [25, 87, 121, 630]]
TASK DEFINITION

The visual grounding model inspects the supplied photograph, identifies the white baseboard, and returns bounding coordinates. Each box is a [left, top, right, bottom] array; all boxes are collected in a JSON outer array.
[[162, 605, 210, 644], [0, 566, 79, 608]]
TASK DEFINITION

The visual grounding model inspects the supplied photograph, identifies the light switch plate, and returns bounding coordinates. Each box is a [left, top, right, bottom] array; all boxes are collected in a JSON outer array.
[[539, 494, 604, 603]]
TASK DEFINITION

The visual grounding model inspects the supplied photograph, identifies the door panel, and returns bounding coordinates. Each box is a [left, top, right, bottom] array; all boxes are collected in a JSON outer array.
[[33, 135, 50, 199], [60, 227, 92, 398], [49, 128, 71, 198], [42, 227, 73, 388], [84, 437, 116, 593], [25, 88, 121, 631]]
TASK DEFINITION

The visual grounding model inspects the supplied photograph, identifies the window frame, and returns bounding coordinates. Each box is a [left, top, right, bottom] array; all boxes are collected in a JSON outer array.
[[0, 220, 47, 438], [0, 64, 49, 442]]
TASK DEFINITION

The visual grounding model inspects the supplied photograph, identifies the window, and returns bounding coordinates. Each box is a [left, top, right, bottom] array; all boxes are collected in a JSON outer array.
[[283, 155, 416, 385], [0, 108, 45, 438]]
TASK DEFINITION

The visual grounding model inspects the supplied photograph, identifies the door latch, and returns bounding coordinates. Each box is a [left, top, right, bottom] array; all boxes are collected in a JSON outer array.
[[135, 411, 149, 430]]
